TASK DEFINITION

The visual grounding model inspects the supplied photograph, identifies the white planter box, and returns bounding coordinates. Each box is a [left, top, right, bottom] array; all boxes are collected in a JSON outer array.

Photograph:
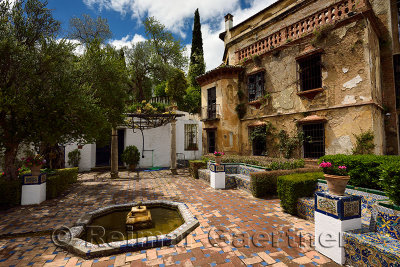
[[21, 174, 46, 205]]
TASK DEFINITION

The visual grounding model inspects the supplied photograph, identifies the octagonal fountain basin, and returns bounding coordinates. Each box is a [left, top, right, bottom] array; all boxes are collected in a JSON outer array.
[[61, 201, 199, 258]]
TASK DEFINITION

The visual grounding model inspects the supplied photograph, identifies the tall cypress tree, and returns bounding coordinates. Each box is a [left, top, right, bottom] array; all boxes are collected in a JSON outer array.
[[188, 8, 205, 88]]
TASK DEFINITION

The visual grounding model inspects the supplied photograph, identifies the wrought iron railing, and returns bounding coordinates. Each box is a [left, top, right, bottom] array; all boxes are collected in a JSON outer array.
[[201, 104, 221, 120]]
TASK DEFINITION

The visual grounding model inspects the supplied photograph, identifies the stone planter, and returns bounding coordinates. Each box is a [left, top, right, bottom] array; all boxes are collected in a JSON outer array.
[[215, 156, 222, 165], [324, 174, 350, 196], [30, 165, 42, 176]]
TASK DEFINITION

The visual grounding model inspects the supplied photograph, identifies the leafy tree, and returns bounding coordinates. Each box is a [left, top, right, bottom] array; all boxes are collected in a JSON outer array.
[[154, 81, 168, 97], [183, 86, 201, 114], [68, 14, 112, 44], [0, 0, 127, 180], [188, 9, 205, 88], [166, 69, 188, 108], [143, 17, 187, 83], [125, 41, 153, 101]]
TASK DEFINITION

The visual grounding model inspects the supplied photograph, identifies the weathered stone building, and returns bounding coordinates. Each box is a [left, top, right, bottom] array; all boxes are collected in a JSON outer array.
[[197, 0, 400, 158]]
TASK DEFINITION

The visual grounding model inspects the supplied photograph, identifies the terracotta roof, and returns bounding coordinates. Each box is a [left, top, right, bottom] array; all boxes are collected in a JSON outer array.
[[196, 65, 244, 86], [297, 115, 327, 124], [248, 121, 266, 128]]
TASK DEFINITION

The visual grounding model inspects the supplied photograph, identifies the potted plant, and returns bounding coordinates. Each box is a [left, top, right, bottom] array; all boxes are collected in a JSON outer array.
[[319, 161, 349, 196], [22, 155, 46, 176], [121, 146, 141, 171], [213, 151, 225, 165]]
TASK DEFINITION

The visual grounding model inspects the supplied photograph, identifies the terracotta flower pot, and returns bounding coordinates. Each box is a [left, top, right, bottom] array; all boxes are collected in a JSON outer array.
[[324, 174, 350, 196], [129, 164, 136, 172], [30, 165, 42, 176], [215, 156, 222, 165]]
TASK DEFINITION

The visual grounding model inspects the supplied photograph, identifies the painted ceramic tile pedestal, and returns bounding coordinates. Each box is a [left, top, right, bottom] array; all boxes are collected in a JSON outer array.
[[314, 191, 361, 265], [209, 163, 225, 189], [21, 173, 47, 205]]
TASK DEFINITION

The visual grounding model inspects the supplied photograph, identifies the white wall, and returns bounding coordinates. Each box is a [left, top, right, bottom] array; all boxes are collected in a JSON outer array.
[[64, 143, 96, 172], [125, 111, 203, 168], [64, 111, 203, 170]]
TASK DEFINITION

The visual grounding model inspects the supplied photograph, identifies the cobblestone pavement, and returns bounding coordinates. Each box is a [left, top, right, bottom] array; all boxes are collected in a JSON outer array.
[[0, 170, 339, 266]]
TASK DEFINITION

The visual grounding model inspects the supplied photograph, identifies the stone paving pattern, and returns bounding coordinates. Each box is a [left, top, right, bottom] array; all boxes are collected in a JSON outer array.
[[0, 170, 340, 266]]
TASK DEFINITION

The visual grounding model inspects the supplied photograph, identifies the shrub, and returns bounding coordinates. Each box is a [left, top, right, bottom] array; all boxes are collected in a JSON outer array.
[[352, 130, 375, 155], [189, 160, 207, 179], [379, 162, 400, 206], [121, 146, 141, 166], [277, 172, 323, 215], [46, 168, 78, 199], [0, 179, 21, 208], [68, 149, 81, 167], [318, 154, 400, 190], [250, 167, 320, 198]]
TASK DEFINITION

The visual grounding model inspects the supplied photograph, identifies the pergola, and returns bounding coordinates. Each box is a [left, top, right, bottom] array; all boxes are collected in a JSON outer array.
[[110, 112, 184, 178]]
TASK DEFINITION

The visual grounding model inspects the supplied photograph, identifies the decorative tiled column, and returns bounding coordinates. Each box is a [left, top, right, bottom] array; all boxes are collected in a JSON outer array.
[[314, 191, 361, 265], [209, 163, 225, 189], [21, 173, 47, 205]]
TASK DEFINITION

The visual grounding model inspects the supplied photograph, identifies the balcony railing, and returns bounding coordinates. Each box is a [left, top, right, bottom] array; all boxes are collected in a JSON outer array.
[[236, 0, 370, 62], [201, 104, 221, 121]]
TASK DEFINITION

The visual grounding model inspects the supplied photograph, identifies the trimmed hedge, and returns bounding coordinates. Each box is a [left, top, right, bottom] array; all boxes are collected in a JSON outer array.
[[250, 167, 320, 198], [189, 160, 207, 179], [319, 154, 400, 190], [379, 162, 400, 206], [47, 168, 78, 199], [202, 154, 305, 170], [277, 172, 323, 215], [0, 179, 22, 208]]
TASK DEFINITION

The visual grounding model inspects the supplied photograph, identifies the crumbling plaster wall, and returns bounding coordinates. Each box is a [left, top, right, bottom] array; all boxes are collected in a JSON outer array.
[[231, 18, 385, 156], [239, 105, 383, 156]]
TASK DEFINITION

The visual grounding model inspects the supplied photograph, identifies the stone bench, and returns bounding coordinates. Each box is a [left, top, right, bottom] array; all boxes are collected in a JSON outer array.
[[343, 204, 400, 266], [198, 163, 264, 192]]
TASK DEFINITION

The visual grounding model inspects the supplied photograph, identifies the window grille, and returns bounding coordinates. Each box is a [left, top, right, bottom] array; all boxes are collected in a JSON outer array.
[[303, 123, 325, 158], [207, 87, 217, 119], [248, 72, 265, 102], [184, 124, 198, 151], [297, 54, 322, 91]]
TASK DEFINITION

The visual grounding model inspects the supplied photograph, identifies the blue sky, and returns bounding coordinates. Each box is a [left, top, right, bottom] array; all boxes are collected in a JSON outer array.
[[43, 0, 278, 70]]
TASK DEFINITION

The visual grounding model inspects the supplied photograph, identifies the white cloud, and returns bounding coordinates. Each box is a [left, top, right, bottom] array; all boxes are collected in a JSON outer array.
[[83, 0, 279, 70], [109, 33, 146, 49]]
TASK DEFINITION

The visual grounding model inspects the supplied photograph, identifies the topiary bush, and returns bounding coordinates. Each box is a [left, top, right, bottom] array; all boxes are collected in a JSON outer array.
[[277, 172, 323, 215], [379, 162, 400, 206], [68, 149, 81, 167], [189, 160, 207, 179], [121, 146, 141, 167], [250, 167, 320, 198]]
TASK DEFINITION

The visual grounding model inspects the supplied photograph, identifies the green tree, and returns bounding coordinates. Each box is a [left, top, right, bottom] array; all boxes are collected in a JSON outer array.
[[188, 9, 206, 88], [125, 41, 153, 102], [68, 14, 112, 44], [166, 69, 188, 109], [0, 0, 108, 180], [143, 17, 187, 83], [154, 81, 168, 97], [183, 86, 201, 114]]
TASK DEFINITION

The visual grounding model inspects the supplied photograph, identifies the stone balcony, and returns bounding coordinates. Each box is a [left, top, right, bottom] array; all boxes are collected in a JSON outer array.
[[235, 0, 371, 62]]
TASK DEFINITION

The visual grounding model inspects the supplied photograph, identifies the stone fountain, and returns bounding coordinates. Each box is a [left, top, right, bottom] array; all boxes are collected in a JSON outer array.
[[126, 201, 153, 229]]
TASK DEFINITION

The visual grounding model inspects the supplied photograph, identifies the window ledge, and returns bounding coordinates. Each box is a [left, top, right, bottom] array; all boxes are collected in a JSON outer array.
[[297, 88, 324, 100]]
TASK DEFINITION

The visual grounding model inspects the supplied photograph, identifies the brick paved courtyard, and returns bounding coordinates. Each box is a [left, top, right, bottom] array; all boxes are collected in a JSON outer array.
[[0, 170, 339, 266]]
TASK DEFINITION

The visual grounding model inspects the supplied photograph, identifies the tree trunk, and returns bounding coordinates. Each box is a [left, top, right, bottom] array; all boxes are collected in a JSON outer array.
[[3, 143, 19, 181], [40, 144, 65, 169], [110, 128, 119, 178]]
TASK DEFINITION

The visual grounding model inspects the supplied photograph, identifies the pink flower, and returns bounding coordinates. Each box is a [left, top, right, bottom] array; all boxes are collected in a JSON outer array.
[[338, 166, 347, 169], [319, 161, 332, 168]]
